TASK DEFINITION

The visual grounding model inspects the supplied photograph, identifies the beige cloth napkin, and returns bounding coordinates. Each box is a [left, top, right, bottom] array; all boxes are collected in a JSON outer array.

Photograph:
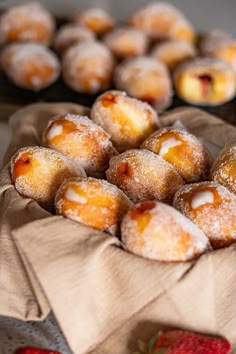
[[0, 103, 236, 354]]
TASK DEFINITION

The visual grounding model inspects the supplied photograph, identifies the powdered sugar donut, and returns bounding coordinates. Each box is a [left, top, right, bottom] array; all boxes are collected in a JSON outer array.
[[53, 24, 95, 55], [121, 200, 210, 262], [1, 43, 60, 90], [62, 41, 114, 93], [0, 2, 55, 45], [11, 146, 86, 209], [114, 56, 172, 112], [142, 127, 212, 182], [129, 2, 195, 43], [173, 181, 236, 248], [43, 114, 117, 177], [55, 177, 132, 236], [211, 140, 236, 195], [73, 8, 115, 36], [174, 58, 236, 106], [151, 39, 196, 70], [106, 149, 184, 203], [103, 27, 149, 59], [199, 30, 236, 72], [91, 90, 160, 152]]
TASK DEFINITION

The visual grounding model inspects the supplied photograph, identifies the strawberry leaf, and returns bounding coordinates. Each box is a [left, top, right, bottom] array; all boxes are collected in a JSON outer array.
[[152, 349, 167, 354], [148, 331, 163, 352]]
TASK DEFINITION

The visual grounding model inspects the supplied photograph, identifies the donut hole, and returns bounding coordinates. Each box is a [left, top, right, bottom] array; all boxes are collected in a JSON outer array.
[[117, 162, 133, 178]]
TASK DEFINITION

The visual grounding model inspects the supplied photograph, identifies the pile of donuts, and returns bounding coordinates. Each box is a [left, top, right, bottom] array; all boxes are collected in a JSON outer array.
[[10, 90, 236, 262], [1, 2, 236, 109]]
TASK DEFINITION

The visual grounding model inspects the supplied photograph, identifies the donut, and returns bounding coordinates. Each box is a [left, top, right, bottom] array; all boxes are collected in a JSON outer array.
[[1, 43, 60, 91], [173, 58, 236, 106], [121, 200, 210, 262], [211, 140, 236, 195], [90, 90, 160, 152], [43, 114, 117, 177], [199, 30, 236, 72], [114, 56, 173, 112], [129, 2, 195, 43], [53, 24, 95, 55], [173, 181, 236, 248], [55, 177, 132, 236], [62, 41, 114, 93], [73, 8, 115, 36], [11, 146, 86, 209], [103, 27, 149, 59], [0, 2, 55, 45], [142, 127, 212, 182], [106, 149, 184, 203], [151, 39, 196, 70]]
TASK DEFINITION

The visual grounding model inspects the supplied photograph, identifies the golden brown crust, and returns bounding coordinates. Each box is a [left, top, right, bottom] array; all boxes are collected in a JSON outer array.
[[142, 127, 212, 182], [121, 200, 210, 262], [106, 149, 184, 203], [90, 90, 160, 152], [55, 177, 132, 235], [211, 140, 236, 195], [11, 146, 86, 209], [42, 114, 117, 178], [173, 181, 236, 248]]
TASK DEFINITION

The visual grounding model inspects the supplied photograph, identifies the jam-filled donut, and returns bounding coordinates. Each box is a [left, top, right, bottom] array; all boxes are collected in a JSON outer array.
[[43, 114, 117, 177], [55, 177, 132, 236], [114, 56, 173, 112], [211, 140, 236, 195], [129, 2, 195, 43], [62, 41, 114, 93], [199, 30, 236, 72], [173, 58, 236, 106], [106, 149, 184, 203], [73, 8, 115, 36], [121, 200, 210, 262], [90, 90, 160, 152], [0, 2, 55, 45], [142, 127, 211, 183], [173, 181, 236, 248], [1, 43, 60, 91], [151, 40, 196, 70], [103, 27, 149, 59], [11, 146, 86, 209], [53, 24, 95, 55]]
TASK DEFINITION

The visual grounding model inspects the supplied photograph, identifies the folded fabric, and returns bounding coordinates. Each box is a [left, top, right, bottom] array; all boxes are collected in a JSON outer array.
[[1, 103, 236, 354]]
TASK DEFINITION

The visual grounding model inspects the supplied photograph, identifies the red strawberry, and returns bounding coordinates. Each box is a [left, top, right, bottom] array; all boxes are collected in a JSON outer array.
[[15, 347, 61, 354], [152, 330, 231, 354]]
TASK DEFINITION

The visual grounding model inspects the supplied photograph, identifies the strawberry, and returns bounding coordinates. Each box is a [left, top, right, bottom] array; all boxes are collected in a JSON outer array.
[[15, 347, 61, 354], [134, 330, 231, 354]]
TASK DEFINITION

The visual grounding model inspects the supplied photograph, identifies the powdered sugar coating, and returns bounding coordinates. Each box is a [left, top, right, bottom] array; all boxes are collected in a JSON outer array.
[[11, 146, 86, 210], [173, 181, 236, 248], [91, 90, 160, 152], [141, 127, 212, 182], [151, 39, 196, 70], [114, 56, 173, 112], [173, 57, 236, 106], [121, 200, 210, 262], [54, 24, 95, 55], [103, 27, 149, 59], [168, 16, 195, 43], [211, 140, 236, 195], [43, 113, 117, 178], [55, 177, 132, 236], [62, 41, 114, 93], [1, 43, 60, 91], [0, 2, 55, 45], [106, 149, 184, 203], [199, 30, 236, 71], [129, 2, 182, 39], [73, 8, 115, 36]]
